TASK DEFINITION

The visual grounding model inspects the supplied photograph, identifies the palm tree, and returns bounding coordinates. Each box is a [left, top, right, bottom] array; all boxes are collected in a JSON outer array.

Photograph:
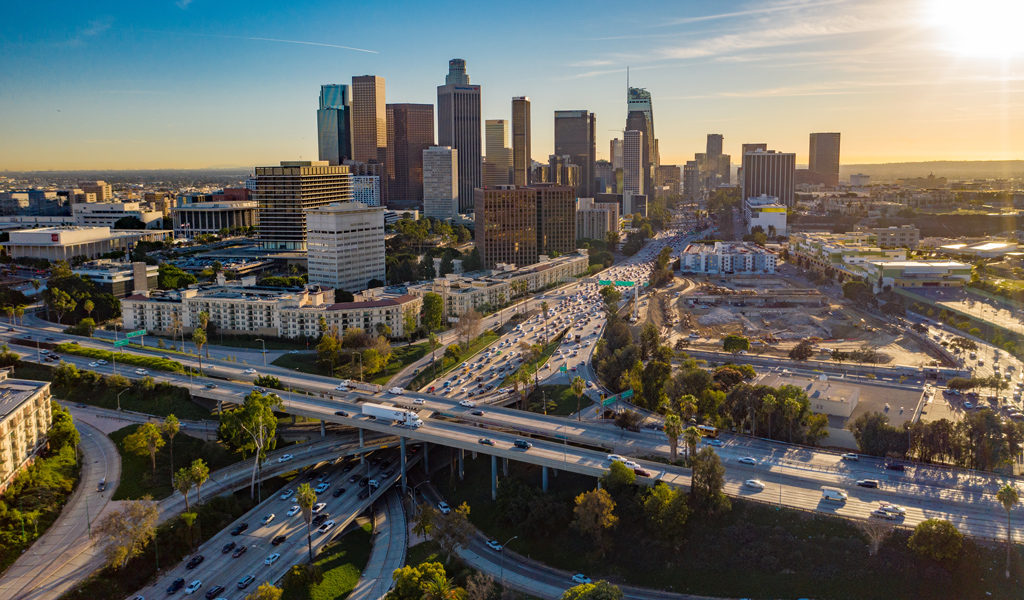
[[571, 376, 586, 421], [997, 484, 1019, 578], [173, 468, 194, 512], [683, 426, 701, 462], [296, 483, 318, 563], [14, 306, 23, 325], [170, 313, 183, 350], [540, 301, 549, 327], [516, 370, 531, 411], [163, 414, 180, 474], [664, 414, 683, 463], [421, 573, 459, 600], [679, 395, 698, 423]]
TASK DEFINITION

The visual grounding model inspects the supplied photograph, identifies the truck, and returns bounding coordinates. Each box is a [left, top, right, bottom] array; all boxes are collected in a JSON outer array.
[[821, 486, 848, 502], [361, 402, 424, 428]]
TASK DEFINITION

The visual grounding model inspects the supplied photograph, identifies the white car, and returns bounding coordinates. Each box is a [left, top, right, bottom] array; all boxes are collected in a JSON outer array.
[[389, 387, 405, 395], [184, 580, 202, 595], [261, 514, 275, 526], [459, 400, 477, 408], [335, 384, 349, 391], [314, 483, 330, 494], [412, 398, 425, 405], [607, 454, 624, 463], [286, 505, 300, 516], [277, 454, 293, 463], [265, 553, 281, 565], [244, 368, 258, 374], [134, 368, 148, 376], [311, 502, 327, 514], [738, 457, 757, 465], [744, 479, 765, 490], [571, 574, 592, 585], [437, 501, 451, 514], [486, 540, 503, 552], [97, 360, 107, 365], [280, 489, 294, 501], [317, 520, 336, 534], [88, 361, 98, 367], [623, 460, 640, 470], [879, 503, 906, 515]]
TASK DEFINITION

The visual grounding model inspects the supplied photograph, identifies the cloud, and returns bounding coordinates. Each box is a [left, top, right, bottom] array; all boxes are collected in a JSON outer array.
[[176, 0, 193, 8], [68, 17, 113, 47], [657, 0, 847, 28], [150, 30, 378, 53]]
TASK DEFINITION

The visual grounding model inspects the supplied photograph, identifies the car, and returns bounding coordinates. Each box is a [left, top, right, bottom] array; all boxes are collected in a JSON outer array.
[[623, 460, 640, 470], [332, 487, 346, 497], [289, 350, 299, 354], [314, 483, 330, 494], [856, 479, 880, 488], [278, 454, 294, 463], [478, 437, 495, 446], [230, 523, 248, 536], [486, 540, 503, 552], [261, 514, 275, 526], [265, 553, 281, 565], [312, 514, 330, 526], [840, 453, 860, 461], [312, 502, 327, 514], [97, 479, 106, 492], [237, 575, 256, 589], [437, 501, 451, 514], [870, 509, 898, 520], [514, 439, 532, 450], [317, 520, 336, 534], [707, 439, 723, 447], [738, 457, 757, 465], [280, 489, 294, 501], [204, 585, 224, 599], [167, 578, 186, 594], [358, 488, 371, 499], [88, 361, 98, 367], [471, 410, 484, 416], [244, 368, 258, 374], [205, 383, 217, 389], [221, 541, 236, 554], [232, 545, 248, 558], [412, 398, 425, 405], [459, 400, 477, 408], [880, 503, 907, 515], [334, 410, 350, 417], [287, 505, 300, 517], [586, 381, 594, 388], [185, 555, 205, 570], [348, 475, 360, 483], [334, 384, 350, 391], [572, 574, 592, 585], [96, 359, 107, 365], [389, 387, 405, 395], [744, 479, 766, 490], [272, 535, 287, 546], [607, 454, 624, 463], [633, 467, 651, 477], [184, 580, 202, 595], [134, 368, 148, 376], [885, 463, 906, 472]]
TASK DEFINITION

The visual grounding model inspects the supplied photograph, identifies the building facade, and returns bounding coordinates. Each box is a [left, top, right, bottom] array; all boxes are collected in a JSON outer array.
[[554, 110, 596, 198], [809, 132, 841, 187], [254, 161, 353, 250], [306, 202, 386, 292], [484, 119, 512, 187], [79, 181, 112, 202], [743, 194, 788, 236], [622, 130, 644, 195], [72, 202, 164, 229], [535, 185, 577, 257], [72, 260, 159, 297], [682, 161, 699, 201], [577, 197, 620, 241], [474, 186, 538, 269], [742, 149, 796, 207], [351, 75, 388, 205], [3, 226, 171, 261], [352, 175, 381, 207], [422, 146, 459, 220], [386, 103, 434, 209], [0, 373, 53, 495], [512, 97, 532, 186], [317, 84, 352, 165], [856, 225, 920, 249], [437, 59, 482, 213], [173, 194, 258, 238], [679, 242, 777, 275]]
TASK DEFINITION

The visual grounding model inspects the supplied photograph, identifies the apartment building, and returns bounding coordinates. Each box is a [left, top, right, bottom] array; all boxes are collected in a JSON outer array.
[[679, 242, 777, 274], [0, 373, 53, 495], [306, 202, 386, 293]]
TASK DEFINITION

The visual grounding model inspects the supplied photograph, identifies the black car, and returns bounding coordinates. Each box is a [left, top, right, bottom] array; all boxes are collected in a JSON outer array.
[[306, 471, 317, 481], [230, 523, 248, 536], [204, 585, 224, 599], [381, 469, 394, 478], [232, 545, 248, 558], [369, 457, 381, 466], [359, 477, 369, 487], [342, 464, 353, 472], [185, 555, 205, 570], [312, 514, 329, 526], [348, 474, 359, 483], [358, 488, 370, 499], [221, 541, 236, 554], [334, 410, 350, 417], [332, 487, 346, 498], [472, 410, 484, 416], [97, 480, 106, 492], [205, 383, 217, 389], [885, 463, 906, 472], [167, 578, 185, 594], [271, 535, 287, 546]]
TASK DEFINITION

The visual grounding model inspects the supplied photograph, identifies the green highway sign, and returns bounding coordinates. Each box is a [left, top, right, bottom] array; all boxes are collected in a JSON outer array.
[[559, 364, 567, 373], [614, 281, 635, 287], [597, 280, 611, 285], [620, 389, 634, 399], [114, 339, 129, 347], [602, 396, 617, 406], [125, 329, 147, 339]]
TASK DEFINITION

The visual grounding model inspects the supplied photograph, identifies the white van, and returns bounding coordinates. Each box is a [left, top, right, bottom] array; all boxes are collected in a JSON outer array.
[[821, 487, 848, 502]]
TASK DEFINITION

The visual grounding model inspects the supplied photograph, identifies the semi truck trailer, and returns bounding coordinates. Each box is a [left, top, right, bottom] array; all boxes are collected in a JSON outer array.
[[362, 402, 424, 428]]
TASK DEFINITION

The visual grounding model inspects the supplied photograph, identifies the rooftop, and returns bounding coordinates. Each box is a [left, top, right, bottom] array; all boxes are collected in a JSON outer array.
[[0, 377, 48, 420]]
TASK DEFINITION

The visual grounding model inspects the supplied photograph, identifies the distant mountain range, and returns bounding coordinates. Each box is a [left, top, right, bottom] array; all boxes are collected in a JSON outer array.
[[839, 160, 1024, 182], [2, 168, 252, 187]]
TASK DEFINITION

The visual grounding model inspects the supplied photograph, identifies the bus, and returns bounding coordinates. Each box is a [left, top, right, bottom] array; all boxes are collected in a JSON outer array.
[[696, 425, 719, 438]]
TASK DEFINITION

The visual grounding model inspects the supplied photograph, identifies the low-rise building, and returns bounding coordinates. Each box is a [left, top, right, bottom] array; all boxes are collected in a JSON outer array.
[[854, 224, 920, 249], [72, 202, 164, 229], [0, 372, 53, 495], [743, 194, 787, 236], [678, 242, 777, 275], [936, 239, 1019, 258], [173, 191, 258, 239], [2, 226, 172, 262], [72, 260, 159, 298], [866, 260, 973, 289], [789, 231, 906, 282]]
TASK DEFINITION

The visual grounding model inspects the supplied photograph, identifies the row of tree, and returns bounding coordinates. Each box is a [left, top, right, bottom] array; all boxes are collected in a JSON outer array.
[[42, 261, 121, 325]]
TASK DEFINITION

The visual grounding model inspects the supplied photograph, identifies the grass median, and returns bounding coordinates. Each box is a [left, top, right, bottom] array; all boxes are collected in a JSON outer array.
[[55, 343, 185, 373], [272, 342, 430, 386], [281, 521, 373, 600], [524, 384, 583, 416]]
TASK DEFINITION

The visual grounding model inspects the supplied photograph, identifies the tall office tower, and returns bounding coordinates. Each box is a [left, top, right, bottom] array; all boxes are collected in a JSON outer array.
[[438, 59, 482, 213], [317, 84, 352, 166], [536, 185, 577, 256], [737, 143, 768, 184], [594, 159, 613, 194], [512, 97, 532, 186], [475, 186, 538, 268], [547, 155, 580, 190], [484, 119, 512, 186], [625, 109, 654, 196], [306, 202, 386, 293], [554, 110, 596, 197], [656, 165, 681, 196], [254, 161, 352, 250], [422, 146, 459, 220], [683, 161, 699, 201], [809, 132, 841, 187], [386, 103, 434, 209], [622, 130, 644, 195], [352, 175, 381, 206], [706, 134, 723, 157], [742, 150, 796, 207], [351, 76, 388, 204], [610, 138, 623, 169]]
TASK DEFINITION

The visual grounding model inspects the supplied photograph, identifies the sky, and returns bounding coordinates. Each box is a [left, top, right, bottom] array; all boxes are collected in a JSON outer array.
[[1, 0, 1023, 171]]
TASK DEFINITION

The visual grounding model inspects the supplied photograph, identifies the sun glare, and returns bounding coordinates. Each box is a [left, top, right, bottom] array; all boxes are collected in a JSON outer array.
[[928, 0, 1024, 57]]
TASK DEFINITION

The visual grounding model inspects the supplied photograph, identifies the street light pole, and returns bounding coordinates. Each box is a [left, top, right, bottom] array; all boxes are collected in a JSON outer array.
[[499, 535, 518, 585], [255, 338, 266, 368], [117, 388, 127, 412]]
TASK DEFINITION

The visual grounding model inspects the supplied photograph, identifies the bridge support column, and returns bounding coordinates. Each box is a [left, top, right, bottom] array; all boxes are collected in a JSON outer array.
[[491, 455, 498, 501], [320, 421, 325, 438], [423, 443, 429, 474], [503, 457, 509, 477], [400, 437, 407, 495], [542, 466, 549, 492], [217, 400, 223, 416], [359, 429, 365, 464], [597, 479, 602, 490], [458, 449, 465, 481], [292, 414, 297, 425]]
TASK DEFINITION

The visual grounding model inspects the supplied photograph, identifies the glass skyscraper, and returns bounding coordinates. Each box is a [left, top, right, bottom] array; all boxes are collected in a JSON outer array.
[[317, 84, 351, 166]]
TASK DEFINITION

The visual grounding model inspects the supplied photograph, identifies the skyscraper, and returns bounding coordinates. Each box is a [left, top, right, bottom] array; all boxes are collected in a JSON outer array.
[[386, 103, 434, 209], [625, 87, 655, 195], [423, 146, 459, 221], [706, 134, 723, 157], [484, 119, 512, 187], [623, 130, 644, 196], [351, 75, 387, 204], [536, 184, 577, 257], [625, 110, 652, 196], [512, 97, 532, 186], [683, 161, 699, 201], [475, 186, 537, 268], [437, 59, 481, 213], [742, 149, 796, 207], [317, 84, 351, 166], [809, 132, 841, 187], [554, 110, 596, 198], [254, 161, 352, 250], [610, 138, 623, 170], [306, 202, 386, 292]]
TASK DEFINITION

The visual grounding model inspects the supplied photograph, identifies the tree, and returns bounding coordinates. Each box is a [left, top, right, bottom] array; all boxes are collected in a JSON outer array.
[[422, 293, 444, 332], [831, 349, 850, 365], [180, 511, 199, 551], [296, 482, 318, 563], [683, 426, 701, 462], [421, 573, 460, 600], [464, 571, 497, 600], [455, 308, 482, 348], [997, 484, 1019, 578], [842, 280, 873, 304], [613, 409, 643, 432], [221, 391, 283, 498], [433, 502, 473, 563], [162, 414, 180, 473], [788, 340, 814, 361], [123, 423, 165, 478], [388, 562, 449, 600], [170, 313, 184, 349], [244, 582, 284, 600], [600, 461, 636, 494], [192, 327, 207, 375], [639, 322, 660, 361], [403, 307, 418, 342], [94, 497, 160, 570], [690, 446, 730, 514], [908, 518, 963, 562], [190, 459, 209, 504], [113, 216, 147, 230], [663, 414, 683, 463], [48, 402, 80, 452], [173, 467, 194, 512], [721, 334, 750, 356], [412, 503, 438, 540], [562, 581, 623, 600], [572, 489, 617, 556], [571, 376, 586, 421], [642, 482, 690, 545], [83, 299, 95, 320], [859, 520, 895, 556], [198, 311, 211, 358], [48, 288, 77, 324]]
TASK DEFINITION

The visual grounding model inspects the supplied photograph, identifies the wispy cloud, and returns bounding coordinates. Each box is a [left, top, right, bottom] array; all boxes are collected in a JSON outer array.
[[68, 17, 113, 47], [176, 0, 194, 8], [657, 0, 847, 28], [150, 30, 377, 53]]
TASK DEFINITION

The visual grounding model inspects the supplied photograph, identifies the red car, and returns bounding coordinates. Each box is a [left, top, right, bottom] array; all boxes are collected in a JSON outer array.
[[633, 467, 651, 477], [427, 386, 435, 393]]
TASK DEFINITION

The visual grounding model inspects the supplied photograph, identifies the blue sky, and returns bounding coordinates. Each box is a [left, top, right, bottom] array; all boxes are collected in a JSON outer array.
[[1, 0, 1022, 170]]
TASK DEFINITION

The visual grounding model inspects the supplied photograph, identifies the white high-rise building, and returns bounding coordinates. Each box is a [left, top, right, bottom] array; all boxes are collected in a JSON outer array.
[[423, 146, 459, 220], [305, 202, 386, 292], [622, 130, 644, 195], [352, 175, 381, 206]]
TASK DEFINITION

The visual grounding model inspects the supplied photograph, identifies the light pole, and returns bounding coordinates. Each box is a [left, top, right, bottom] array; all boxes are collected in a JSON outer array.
[[117, 388, 127, 411], [499, 535, 518, 585], [255, 338, 266, 368], [411, 481, 431, 514]]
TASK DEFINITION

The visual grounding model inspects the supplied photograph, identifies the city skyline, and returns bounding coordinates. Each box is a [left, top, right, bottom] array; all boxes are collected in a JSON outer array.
[[2, 0, 1023, 170]]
